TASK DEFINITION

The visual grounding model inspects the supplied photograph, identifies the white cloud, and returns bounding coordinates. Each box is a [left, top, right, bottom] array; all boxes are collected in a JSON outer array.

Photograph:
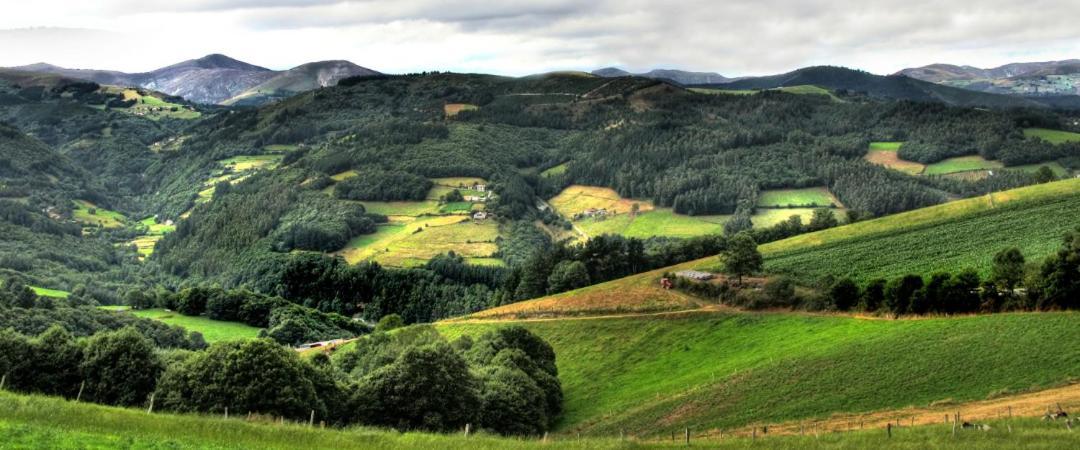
[[0, 0, 1079, 76]]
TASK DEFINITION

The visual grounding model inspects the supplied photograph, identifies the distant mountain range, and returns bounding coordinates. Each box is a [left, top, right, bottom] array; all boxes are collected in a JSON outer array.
[[896, 59, 1080, 97], [592, 67, 734, 85], [702, 66, 1080, 109], [9, 54, 380, 105]]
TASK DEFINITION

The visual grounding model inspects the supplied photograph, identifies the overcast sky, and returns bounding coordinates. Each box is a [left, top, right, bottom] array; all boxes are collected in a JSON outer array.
[[2, 1, 1079, 76]]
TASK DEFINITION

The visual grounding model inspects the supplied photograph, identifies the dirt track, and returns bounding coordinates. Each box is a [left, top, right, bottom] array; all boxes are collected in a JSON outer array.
[[694, 382, 1080, 439]]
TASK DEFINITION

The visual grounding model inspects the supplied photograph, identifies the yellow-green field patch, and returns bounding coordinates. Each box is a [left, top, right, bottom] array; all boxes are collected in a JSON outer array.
[[576, 208, 728, 239], [549, 185, 654, 217], [1012, 161, 1071, 177], [72, 200, 126, 228], [331, 170, 359, 182], [114, 88, 200, 120], [359, 200, 441, 217], [752, 208, 846, 228], [1024, 127, 1080, 144], [924, 155, 1004, 175], [373, 219, 500, 267], [541, 163, 568, 178], [126, 308, 261, 343], [757, 187, 841, 208], [30, 286, 70, 298], [219, 154, 284, 171]]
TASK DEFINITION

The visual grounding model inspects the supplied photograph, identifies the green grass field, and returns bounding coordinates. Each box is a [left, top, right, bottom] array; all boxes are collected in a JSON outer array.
[[756, 188, 840, 208], [762, 178, 1080, 282], [4, 392, 1071, 449], [71, 200, 126, 228], [1024, 127, 1080, 144], [29, 286, 70, 298], [139, 216, 176, 234], [924, 155, 1004, 175], [125, 309, 261, 343], [336, 216, 501, 267], [541, 163, 568, 177], [110, 88, 201, 120], [219, 154, 284, 171], [441, 311, 1080, 436], [359, 201, 441, 217], [1012, 161, 1071, 177], [575, 208, 728, 239]]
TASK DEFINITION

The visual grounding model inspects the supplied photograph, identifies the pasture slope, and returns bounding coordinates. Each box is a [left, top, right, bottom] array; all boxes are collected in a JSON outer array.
[[2, 391, 1077, 449], [763, 177, 1080, 282], [437, 178, 1080, 440], [123, 308, 262, 343]]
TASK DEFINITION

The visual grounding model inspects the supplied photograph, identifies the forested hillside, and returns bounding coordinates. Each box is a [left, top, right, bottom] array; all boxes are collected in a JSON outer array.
[[0, 67, 1078, 324]]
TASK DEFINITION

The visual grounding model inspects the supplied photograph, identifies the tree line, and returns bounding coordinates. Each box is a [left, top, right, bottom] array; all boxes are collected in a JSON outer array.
[[0, 323, 562, 437]]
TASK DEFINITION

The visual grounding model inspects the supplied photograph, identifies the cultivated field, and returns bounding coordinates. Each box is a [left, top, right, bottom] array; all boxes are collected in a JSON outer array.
[[458, 264, 705, 321], [549, 185, 654, 217], [440, 311, 1080, 437], [762, 178, 1080, 282], [30, 286, 70, 298], [103, 88, 201, 120], [443, 103, 478, 117], [923, 155, 1004, 175], [541, 163, 568, 177], [756, 187, 841, 208], [337, 216, 500, 267], [129, 216, 176, 258], [124, 308, 261, 342], [219, 154, 284, 171], [71, 200, 126, 229], [551, 186, 844, 240], [1024, 127, 1080, 144], [573, 208, 727, 239], [864, 142, 925, 175]]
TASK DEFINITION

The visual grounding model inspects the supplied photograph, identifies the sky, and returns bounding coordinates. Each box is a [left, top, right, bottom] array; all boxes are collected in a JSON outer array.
[[2, 1, 1080, 77]]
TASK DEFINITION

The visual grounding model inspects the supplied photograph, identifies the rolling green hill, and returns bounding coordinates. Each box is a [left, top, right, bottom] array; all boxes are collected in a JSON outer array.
[[762, 178, 1080, 282], [440, 311, 1080, 436], [706, 66, 1073, 109]]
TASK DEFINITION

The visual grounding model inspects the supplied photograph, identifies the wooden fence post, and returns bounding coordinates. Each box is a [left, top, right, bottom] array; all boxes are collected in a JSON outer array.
[[684, 427, 689, 446], [0, 373, 6, 391], [464, 423, 471, 437], [147, 393, 155, 414], [309, 410, 315, 427], [543, 432, 548, 442], [1008, 406, 1012, 418], [225, 407, 229, 419], [752, 427, 756, 441], [886, 423, 891, 438], [75, 381, 85, 403]]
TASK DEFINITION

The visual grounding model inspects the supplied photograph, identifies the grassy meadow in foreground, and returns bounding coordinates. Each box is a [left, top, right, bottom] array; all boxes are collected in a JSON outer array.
[[1, 391, 1075, 449], [440, 311, 1080, 437]]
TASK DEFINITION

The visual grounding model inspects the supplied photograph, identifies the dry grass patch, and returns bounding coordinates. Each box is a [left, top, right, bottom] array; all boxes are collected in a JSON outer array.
[[865, 148, 925, 175], [549, 185, 654, 217], [443, 103, 478, 117]]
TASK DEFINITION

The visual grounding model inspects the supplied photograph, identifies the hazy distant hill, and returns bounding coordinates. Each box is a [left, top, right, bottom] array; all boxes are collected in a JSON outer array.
[[592, 67, 732, 85], [9, 54, 379, 105], [897, 59, 1080, 97], [223, 60, 380, 106], [705, 65, 1080, 109]]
